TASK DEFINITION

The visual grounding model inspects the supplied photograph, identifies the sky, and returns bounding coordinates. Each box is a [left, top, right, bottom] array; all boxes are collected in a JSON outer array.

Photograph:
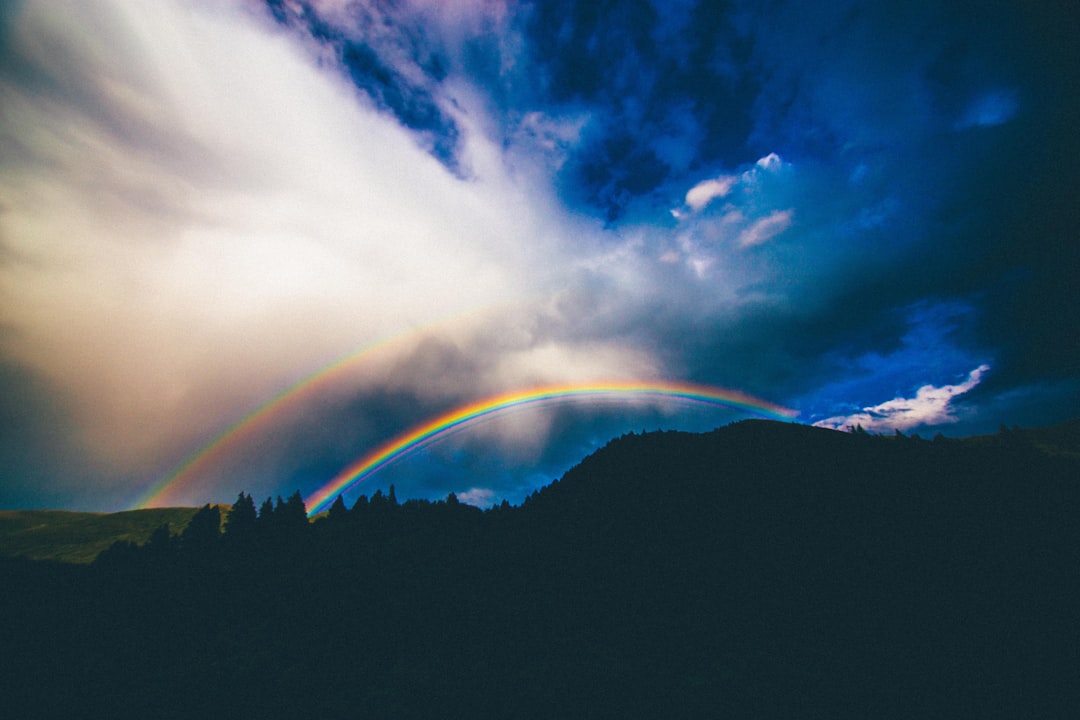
[[1, 0, 1077, 511]]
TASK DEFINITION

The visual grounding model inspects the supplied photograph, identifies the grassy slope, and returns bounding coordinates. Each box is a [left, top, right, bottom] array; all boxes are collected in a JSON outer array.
[[0, 506, 228, 564]]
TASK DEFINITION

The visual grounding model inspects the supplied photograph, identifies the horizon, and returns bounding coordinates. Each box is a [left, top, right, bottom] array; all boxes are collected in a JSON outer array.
[[2, 1, 1078, 511], [8, 413, 1076, 515]]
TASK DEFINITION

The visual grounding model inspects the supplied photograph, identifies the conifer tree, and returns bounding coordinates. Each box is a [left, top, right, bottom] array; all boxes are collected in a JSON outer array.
[[328, 494, 348, 520], [279, 490, 309, 530], [225, 492, 257, 538], [181, 504, 221, 555]]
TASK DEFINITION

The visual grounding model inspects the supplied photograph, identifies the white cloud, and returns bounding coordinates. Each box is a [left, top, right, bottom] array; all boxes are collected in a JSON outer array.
[[0, 0, 624, 489], [814, 364, 991, 432], [683, 175, 737, 211], [738, 208, 794, 247], [674, 153, 794, 253], [755, 152, 783, 171], [456, 487, 496, 507]]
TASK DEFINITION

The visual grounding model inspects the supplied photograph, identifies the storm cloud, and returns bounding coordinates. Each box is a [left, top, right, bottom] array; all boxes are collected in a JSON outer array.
[[1, 0, 1077, 509]]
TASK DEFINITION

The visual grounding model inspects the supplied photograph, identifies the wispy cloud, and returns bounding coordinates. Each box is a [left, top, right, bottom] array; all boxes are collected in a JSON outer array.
[[814, 365, 991, 433], [738, 208, 794, 247]]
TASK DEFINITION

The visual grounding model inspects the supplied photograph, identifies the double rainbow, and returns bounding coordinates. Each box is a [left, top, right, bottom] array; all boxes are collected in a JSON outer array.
[[304, 379, 797, 515], [132, 316, 468, 510]]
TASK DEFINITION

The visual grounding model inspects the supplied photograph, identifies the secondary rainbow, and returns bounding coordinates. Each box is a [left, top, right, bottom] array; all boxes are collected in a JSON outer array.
[[305, 379, 798, 515], [132, 313, 476, 510]]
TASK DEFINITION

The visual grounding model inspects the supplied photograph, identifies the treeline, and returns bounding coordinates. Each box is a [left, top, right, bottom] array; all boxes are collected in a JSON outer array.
[[3, 419, 1079, 719], [94, 485, 499, 570], [96, 419, 1080, 575]]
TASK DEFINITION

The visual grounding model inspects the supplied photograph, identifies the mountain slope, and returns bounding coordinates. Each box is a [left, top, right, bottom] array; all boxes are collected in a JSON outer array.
[[0, 506, 222, 563], [1, 419, 1078, 719]]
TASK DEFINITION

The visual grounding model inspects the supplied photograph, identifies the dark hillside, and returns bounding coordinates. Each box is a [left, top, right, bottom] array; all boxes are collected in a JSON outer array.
[[1, 420, 1078, 719], [517, 421, 1080, 717], [0, 506, 222, 563]]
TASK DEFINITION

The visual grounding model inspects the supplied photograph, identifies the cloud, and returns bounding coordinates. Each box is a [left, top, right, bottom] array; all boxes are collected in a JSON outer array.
[[738, 208, 794, 247], [0, 0, 636, 505], [666, 152, 796, 277], [260, 0, 497, 171], [456, 487, 496, 507], [755, 152, 783, 172], [814, 365, 991, 433], [683, 175, 736, 211], [2, 0, 1077, 510]]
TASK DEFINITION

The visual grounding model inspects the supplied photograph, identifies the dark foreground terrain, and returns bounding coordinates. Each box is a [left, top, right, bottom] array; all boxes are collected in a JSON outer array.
[[0, 507, 218, 563], [2, 419, 1078, 719]]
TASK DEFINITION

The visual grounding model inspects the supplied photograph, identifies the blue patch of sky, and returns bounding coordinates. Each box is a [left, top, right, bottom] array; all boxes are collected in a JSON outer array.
[[798, 299, 991, 423]]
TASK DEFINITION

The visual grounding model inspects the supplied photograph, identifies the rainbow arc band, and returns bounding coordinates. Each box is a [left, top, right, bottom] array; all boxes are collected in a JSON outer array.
[[132, 311, 488, 510], [304, 379, 798, 515]]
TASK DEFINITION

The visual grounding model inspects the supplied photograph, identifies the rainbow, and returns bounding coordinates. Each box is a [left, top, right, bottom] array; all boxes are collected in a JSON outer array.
[[131, 316, 472, 510], [304, 379, 798, 515]]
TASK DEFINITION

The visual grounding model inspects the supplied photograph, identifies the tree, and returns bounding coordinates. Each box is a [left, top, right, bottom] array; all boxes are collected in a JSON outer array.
[[225, 492, 257, 538], [277, 491, 309, 531], [95, 539, 139, 567], [181, 504, 221, 555], [327, 494, 348, 520], [145, 523, 176, 560]]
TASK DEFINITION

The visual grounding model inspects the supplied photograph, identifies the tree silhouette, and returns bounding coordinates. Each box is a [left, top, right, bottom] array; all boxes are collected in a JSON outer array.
[[145, 523, 176, 561], [278, 491, 308, 529], [225, 492, 257, 538], [327, 494, 348, 520], [180, 504, 221, 556]]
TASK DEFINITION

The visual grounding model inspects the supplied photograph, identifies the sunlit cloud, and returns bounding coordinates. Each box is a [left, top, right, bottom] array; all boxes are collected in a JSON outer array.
[[814, 365, 991, 433], [737, 208, 794, 247], [683, 175, 737, 212], [0, 0, 622, 499]]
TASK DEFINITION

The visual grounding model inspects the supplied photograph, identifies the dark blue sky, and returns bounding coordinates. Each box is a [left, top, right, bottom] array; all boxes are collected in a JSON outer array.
[[1, 0, 1077, 510]]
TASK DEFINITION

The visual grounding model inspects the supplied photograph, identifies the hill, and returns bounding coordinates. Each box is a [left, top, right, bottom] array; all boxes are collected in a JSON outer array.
[[5, 419, 1077, 565], [0, 506, 227, 563], [1, 419, 1078, 719]]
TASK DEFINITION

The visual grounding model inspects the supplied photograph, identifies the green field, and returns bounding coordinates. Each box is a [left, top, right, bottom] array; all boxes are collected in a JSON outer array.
[[0, 506, 228, 564]]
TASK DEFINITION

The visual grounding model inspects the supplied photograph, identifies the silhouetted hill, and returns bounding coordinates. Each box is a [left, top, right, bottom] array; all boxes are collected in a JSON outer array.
[[0, 506, 225, 563], [2, 419, 1078, 719]]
